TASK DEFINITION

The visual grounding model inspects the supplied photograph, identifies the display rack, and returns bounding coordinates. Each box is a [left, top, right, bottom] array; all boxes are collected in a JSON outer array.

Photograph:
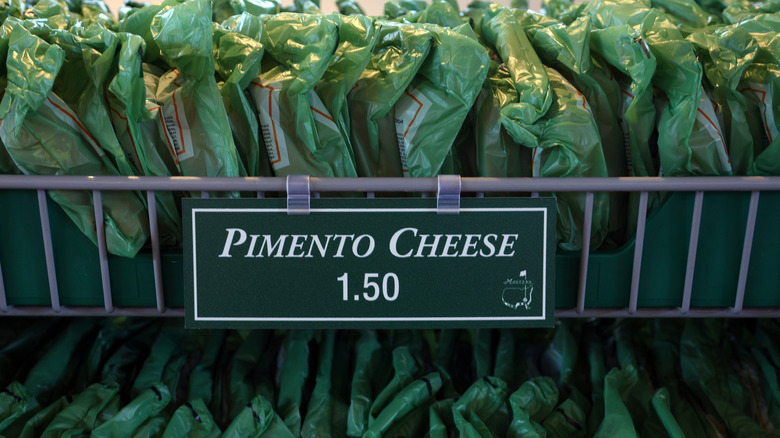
[[1, 174, 779, 319]]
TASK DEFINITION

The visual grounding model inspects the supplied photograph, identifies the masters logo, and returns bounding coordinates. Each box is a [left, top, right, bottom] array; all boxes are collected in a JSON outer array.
[[502, 271, 533, 311]]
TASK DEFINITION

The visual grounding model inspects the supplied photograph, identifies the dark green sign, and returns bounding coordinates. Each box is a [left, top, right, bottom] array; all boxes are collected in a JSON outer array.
[[184, 198, 555, 328]]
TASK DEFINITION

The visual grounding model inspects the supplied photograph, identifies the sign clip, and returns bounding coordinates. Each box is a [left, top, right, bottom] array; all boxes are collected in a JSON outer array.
[[437, 175, 461, 214], [287, 175, 311, 215]]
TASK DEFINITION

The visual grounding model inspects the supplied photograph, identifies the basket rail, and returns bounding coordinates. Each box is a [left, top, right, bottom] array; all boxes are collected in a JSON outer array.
[[1, 174, 779, 318]]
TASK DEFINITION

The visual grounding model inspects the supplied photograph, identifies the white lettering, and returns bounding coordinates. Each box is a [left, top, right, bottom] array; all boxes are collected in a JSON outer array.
[[480, 234, 498, 257], [254, 235, 288, 257], [414, 234, 443, 258], [460, 234, 481, 257], [219, 228, 246, 258], [306, 235, 332, 258], [389, 227, 416, 258], [497, 234, 518, 257], [352, 234, 375, 258], [333, 235, 354, 258], [441, 234, 462, 257], [287, 235, 307, 258]]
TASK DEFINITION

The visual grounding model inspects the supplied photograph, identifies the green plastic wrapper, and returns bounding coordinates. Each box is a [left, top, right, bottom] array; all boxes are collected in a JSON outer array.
[[593, 367, 639, 437], [506, 377, 559, 438], [651, 320, 723, 437], [613, 321, 653, 430], [228, 330, 270, 420], [363, 373, 442, 438], [481, 5, 553, 140], [301, 330, 336, 438], [131, 325, 183, 399], [213, 25, 273, 177], [75, 318, 153, 391], [106, 32, 182, 246], [474, 329, 493, 380], [248, 14, 352, 178], [687, 28, 758, 175], [0, 382, 27, 433], [41, 25, 135, 179], [220, 12, 263, 40], [315, 14, 378, 179], [150, 0, 242, 180], [276, 330, 314, 436], [385, 0, 428, 19], [39, 383, 120, 437], [162, 399, 221, 438], [208, 331, 243, 427], [651, 388, 689, 438], [98, 324, 159, 393], [590, 25, 658, 179], [474, 62, 532, 179], [651, 0, 719, 27], [681, 319, 766, 437], [0, 321, 56, 388], [116, 3, 165, 64], [734, 15, 780, 176], [25, 0, 73, 30], [541, 398, 588, 438], [428, 398, 455, 437], [589, 0, 733, 176], [393, 23, 488, 177], [368, 346, 420, 427], [417, 1, 463, 28], [0, 21, 150, 258], [347, 330, 385, 437], [23, 319, 96, 408], [452, 376, 511, 436], [533, 17, 630, 246], [70, 0, 116, 28], [542, 0, 587, 24], [221, 395, 295, 437], [187, 330, 225, 408], [337, 0, 364, 15], [92, 383, 171, 437], [535, 67, 610, 251], [302, 331, 352, 438], [483, 5, 609, 250], [13, 396, 69, 438], [348, 21, 432, 178]]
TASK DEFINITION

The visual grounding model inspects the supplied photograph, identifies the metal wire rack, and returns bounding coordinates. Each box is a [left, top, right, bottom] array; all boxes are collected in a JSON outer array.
[[1, 174, 779, 318]]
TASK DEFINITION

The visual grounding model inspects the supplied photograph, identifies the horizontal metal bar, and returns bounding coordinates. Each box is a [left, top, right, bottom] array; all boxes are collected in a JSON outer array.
[[0, 306, 777, 318], [1, 175, 779, 193], [556, 307, 780, 318], [0, 306, 185, 317]]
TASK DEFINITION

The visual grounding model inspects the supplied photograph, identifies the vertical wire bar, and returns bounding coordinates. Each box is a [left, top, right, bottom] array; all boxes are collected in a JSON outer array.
[[92, 190, 113, 313], [200, 191, 209, 199], [628, 191, 650, 314], [147, 191, 166, 313], [0, 257, 7, 311], [681, 191, 704, 314], [733, 191, 760, 314], [576, 192, 595, 314], [37, 190, 60, 312]]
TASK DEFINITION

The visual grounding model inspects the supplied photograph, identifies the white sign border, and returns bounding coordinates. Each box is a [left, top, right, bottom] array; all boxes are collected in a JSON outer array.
[[191, 206, 549, 322]]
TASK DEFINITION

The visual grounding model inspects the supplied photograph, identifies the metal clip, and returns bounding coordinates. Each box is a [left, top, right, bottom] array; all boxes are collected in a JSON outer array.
[[287, 175, 311, 215], [437, 175, 461, 214]]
